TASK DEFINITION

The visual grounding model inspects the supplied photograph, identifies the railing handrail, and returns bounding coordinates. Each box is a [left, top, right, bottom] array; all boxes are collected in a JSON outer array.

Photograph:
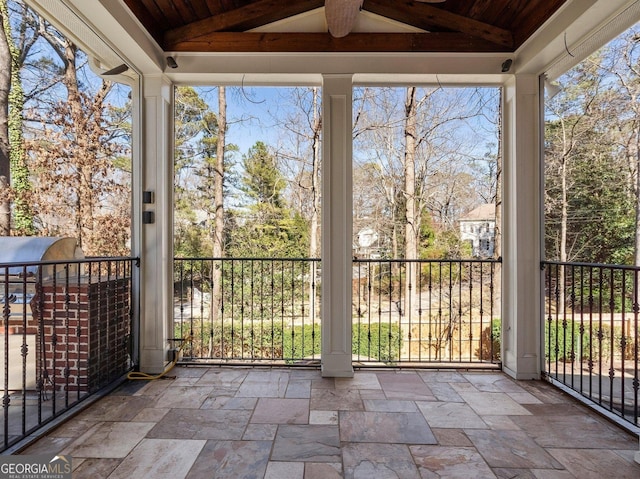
[[354, 257, 502, 264], [174, 257, 502, 265], [174, 257, 320, 262], [0, 256, 140, 269], [542, 260, 640, 272]]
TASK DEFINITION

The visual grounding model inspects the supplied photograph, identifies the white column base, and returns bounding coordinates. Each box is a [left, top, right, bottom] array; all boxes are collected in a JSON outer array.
[[502, 363, 540, 381], [139, 349, 167, 375], [321, 353, 354, 378]]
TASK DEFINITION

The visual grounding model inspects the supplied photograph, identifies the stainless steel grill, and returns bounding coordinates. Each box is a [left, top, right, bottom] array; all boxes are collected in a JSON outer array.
[[0, 236, 84, 272], [0, 237, 84, 316]]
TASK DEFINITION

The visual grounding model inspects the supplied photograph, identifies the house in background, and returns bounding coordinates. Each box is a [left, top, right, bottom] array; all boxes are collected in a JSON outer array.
[[353, 227, 382, 260], [460, 204, 496, 258]]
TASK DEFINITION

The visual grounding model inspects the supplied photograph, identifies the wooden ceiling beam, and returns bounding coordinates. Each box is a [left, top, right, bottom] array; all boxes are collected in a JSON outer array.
[[164, 0, 325, 48], [167, 32, 511, 53], [363, 0, 513, 49]]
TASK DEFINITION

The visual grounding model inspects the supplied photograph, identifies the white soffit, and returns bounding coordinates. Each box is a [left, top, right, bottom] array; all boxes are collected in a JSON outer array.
[[164, 52, 511, 86], [24, 0, 134, 76], [544, 0, 640, 80], [26, 0, 164, 75], [516, 0, 640, 78]]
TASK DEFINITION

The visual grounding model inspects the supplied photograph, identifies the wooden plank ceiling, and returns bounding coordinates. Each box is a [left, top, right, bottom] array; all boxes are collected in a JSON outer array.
[[123, 0, 568, 53]]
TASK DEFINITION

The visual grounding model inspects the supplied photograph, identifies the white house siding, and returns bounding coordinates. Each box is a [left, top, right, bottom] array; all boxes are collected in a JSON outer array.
[[459, 204, 495, 258]]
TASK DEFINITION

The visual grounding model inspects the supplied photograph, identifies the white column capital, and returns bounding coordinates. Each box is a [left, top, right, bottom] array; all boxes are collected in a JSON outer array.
[[142, 74, 172, 100]]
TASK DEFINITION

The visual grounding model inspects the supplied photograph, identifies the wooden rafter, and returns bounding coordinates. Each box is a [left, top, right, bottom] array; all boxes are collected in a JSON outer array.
[[363, 0, 513, 49], [164, 0, 325, 48], [168, 32, 511, 53]]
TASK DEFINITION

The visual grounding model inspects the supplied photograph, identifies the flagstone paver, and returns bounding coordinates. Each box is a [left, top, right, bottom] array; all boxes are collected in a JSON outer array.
[[18, 366, 640, 478]]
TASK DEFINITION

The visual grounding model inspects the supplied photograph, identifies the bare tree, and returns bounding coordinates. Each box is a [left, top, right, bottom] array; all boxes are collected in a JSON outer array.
[[545, 60, 605, 264], [545, 57, 608, 315], [275, 87, 322, 259], [353, 86, 403, 262], [352, 86, 500, 361], [272, 87, 322, 320], [605, 28, 640, 266], [27, 80, 129, 255], [23, 15, 130, 254]]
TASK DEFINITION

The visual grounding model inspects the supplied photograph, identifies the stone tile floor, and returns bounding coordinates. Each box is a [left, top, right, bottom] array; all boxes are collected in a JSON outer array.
[[19, 366, 640, 478]]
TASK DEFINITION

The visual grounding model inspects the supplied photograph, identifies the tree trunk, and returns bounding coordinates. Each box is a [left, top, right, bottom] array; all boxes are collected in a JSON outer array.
[[2, 0, 33, 235], [309, 87, 321, 260], [40, 22, 85, 244], [210, 86, 226, 329], [494, 96, 502, 260], [309, 87, 321, 322], [558, 122, 569, 316], [633, 108, 640, 267], [61, 43, 88, 249], [403, 87, 418, 317], [493, 92, 503, 334], [0, 0, 12, 235], [634, 141, 640, 267]]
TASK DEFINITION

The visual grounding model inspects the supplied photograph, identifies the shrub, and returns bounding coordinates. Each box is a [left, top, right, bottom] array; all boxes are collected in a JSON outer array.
[[175, 321, 401, 363], [283, 323, 321, 361], [283, 322, 403, 363], [545, 319, 591, 362], [353, 322, 401, 362]]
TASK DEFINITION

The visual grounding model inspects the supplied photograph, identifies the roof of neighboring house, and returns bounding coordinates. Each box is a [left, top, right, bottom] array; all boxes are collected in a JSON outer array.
[[459, 204, 496, 222]]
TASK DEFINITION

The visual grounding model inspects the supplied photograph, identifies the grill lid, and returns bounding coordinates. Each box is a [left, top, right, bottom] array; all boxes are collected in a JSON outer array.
[[0, 237, 84, 275]]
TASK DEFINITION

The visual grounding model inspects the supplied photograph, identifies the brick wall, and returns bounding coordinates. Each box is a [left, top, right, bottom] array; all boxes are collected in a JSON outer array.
[[33, 277, 131, 393]]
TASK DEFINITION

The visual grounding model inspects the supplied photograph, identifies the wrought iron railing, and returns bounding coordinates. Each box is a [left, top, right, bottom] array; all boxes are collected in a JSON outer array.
[[174, 258, 320, 364], [543, 261, 640, 427], [174, 257, 501, 367], [352, 258, 501, 365], [0, 257, 138, 453]]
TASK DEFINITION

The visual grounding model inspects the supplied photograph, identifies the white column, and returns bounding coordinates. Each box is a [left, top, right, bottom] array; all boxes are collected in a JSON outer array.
[[138, 75, 174, 373], [321, 74, 354, 377], [501, 74, 542, 380]]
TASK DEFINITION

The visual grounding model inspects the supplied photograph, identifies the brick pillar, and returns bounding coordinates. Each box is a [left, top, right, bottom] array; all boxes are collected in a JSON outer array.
[[35, 277, 131, 393]]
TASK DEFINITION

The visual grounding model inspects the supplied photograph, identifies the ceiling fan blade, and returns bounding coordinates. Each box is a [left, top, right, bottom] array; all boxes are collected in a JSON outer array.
[[325, 0, 364, 38]]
